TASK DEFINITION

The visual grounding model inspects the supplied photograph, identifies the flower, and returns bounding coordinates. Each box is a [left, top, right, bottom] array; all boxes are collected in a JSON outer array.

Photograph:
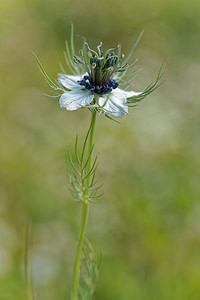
[[35, 27, 163, 119], [58, 72, 141, 117]]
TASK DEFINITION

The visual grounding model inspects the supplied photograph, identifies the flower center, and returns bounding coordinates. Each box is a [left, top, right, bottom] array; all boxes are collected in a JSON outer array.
[[78, 75, 119, 95], [73, 42, 129, 95]]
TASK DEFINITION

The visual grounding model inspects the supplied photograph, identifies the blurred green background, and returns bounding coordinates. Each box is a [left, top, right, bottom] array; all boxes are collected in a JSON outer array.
[[0, 0, 200, 299]]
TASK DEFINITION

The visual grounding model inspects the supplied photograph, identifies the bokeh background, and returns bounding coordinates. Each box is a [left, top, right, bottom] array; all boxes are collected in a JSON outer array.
[[1, 0, 200, 299]]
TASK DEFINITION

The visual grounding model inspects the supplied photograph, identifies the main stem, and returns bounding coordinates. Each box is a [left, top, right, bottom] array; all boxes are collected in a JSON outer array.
[[71, 110, 97, 300]]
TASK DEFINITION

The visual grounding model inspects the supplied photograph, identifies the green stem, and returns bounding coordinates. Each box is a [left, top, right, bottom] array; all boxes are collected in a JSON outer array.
[[71, 110, 97, 300]]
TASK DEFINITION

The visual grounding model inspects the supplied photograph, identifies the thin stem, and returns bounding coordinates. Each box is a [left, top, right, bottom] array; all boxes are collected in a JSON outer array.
[[87, 110, 97, 188], [71, 110, 97, 300]]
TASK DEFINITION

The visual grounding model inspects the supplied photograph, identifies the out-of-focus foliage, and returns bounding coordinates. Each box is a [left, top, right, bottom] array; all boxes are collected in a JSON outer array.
[[0, 0, 200, 299]]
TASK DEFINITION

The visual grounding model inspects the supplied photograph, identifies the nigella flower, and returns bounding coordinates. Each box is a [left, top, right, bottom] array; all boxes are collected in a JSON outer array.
[[34, 26, 163, 119], [57, 72, 140, 118]]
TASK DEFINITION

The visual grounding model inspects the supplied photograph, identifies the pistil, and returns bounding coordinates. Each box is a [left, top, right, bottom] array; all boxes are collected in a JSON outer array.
[[74, 42, 124, 95]]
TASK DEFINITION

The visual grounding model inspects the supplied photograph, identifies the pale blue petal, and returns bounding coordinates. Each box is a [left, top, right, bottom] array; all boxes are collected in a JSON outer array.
[[113, 88, 141, 98], [99, 91, 128, 117], [59, 90, 94, 111], [58, 73, 83, 90], [99, 88, 142, 117]]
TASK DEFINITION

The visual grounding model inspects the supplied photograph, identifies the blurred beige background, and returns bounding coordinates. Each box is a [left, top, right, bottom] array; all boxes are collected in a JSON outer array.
[[0, 0, 200, 299]]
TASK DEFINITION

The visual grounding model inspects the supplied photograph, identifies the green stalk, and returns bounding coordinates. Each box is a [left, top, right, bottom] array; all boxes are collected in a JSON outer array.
[[71, 110, 97, 300]]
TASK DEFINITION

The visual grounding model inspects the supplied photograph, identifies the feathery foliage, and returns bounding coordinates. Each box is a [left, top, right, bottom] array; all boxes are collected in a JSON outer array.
[[66, 126, 102, 203], [79, 240, 102, 300]]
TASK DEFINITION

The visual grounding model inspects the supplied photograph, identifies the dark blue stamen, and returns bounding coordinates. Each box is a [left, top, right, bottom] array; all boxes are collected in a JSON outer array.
[[78, 75, 119, 95]]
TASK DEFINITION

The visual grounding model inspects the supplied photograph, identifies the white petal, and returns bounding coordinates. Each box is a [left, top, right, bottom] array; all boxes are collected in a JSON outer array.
[[59, 90, 94, 111], [113, 88, 141, 98], [99, 91, 128, 117], [58, 73, 83, 90]]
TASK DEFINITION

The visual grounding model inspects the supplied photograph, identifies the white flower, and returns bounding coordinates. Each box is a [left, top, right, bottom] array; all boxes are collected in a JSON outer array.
[[35, 28, 163, 119], [58, 73, 142, 117]]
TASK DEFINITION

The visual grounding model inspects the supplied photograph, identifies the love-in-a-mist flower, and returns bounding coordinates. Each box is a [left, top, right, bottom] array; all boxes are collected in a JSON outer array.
[[35, 27, 163, 119], [34, 27, 164, 300]]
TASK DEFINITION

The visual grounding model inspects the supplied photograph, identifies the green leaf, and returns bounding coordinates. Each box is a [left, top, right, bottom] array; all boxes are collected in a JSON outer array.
[[127, 64, 164, 104], [32, 52, 60, 91], [121, 30, 144, 65], [70, 23, 75, 58]]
